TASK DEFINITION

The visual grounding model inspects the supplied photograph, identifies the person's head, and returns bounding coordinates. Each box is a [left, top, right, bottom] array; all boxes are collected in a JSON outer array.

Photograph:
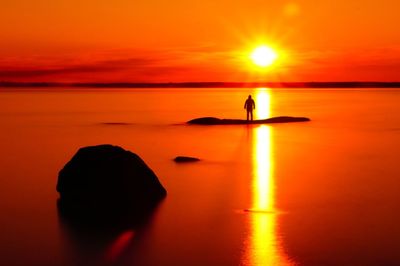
[[248, 95, 252, 99]]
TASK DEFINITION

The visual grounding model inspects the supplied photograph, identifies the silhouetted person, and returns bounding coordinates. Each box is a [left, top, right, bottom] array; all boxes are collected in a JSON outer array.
[[244, 95, 255, 121]]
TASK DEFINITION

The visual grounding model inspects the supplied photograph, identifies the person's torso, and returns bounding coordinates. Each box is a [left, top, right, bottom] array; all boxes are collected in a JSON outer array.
[[246, 99, 254, 109]]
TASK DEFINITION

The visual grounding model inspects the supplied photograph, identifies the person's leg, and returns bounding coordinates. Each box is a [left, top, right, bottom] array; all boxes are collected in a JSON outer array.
[[250, 110, 253, 121], [246, 110, 249, 121]]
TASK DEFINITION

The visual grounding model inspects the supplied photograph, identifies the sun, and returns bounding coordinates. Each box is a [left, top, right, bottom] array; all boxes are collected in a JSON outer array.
[[250, 46, 278, 67]]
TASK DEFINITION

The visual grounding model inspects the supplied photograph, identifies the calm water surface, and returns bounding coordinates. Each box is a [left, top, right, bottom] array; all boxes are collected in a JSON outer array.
[[0, 88, 399, 266]]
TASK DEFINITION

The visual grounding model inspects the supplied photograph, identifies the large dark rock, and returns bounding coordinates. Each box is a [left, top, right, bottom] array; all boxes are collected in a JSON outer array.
[[57, 144, 166, 217], [187, 116, 310, 125]]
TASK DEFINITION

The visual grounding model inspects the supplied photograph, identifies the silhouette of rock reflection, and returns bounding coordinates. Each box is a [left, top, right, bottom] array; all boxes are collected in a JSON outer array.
[[57, 198, 164, 266]]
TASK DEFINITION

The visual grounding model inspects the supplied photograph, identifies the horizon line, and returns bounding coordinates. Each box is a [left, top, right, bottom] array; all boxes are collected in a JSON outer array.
[[1, 81, 400, 88]]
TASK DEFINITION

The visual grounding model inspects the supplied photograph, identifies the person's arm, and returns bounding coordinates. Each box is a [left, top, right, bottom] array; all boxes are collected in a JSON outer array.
[[244, 101, 247, 109], [253, 100, 256, 109]]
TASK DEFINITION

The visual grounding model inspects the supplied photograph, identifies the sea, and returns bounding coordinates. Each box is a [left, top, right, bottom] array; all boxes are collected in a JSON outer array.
[[0, 87, 399, 266]]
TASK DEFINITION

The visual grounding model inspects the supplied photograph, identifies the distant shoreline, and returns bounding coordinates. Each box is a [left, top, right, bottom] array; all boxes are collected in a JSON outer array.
[[1, 81, 400, 88]]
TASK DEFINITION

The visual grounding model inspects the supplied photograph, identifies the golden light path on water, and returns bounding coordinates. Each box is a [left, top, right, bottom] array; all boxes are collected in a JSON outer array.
[[242, 88, 294, 266]]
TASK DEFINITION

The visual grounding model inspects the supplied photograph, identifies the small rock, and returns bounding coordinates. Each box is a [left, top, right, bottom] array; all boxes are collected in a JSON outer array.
[[173, 156, 200, 163]]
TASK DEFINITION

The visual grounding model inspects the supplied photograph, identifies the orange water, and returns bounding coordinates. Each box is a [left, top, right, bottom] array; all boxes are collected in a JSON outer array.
[[0, 88, 399, 266]]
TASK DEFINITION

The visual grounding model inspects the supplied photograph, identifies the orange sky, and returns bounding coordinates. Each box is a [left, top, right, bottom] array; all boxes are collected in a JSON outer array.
[[1, 0, 400, 82]]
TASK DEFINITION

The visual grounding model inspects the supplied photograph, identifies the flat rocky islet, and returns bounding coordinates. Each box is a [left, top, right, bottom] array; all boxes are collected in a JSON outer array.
[[187, 116, 310, 125]]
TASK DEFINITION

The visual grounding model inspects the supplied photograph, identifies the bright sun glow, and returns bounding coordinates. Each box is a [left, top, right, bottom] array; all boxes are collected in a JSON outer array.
[[250, 46, 278, 67]]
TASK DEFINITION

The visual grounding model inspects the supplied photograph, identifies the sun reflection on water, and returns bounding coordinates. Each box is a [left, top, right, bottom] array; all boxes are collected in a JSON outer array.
[[254, 88, 271, 120], [242, 88, 293, 266]]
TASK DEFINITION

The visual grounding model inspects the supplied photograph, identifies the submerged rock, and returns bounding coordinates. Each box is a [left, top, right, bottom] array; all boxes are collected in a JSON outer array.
[[57, 144, 166, 217], [173, 156, 200, 163], [187, 116, 310, 125]]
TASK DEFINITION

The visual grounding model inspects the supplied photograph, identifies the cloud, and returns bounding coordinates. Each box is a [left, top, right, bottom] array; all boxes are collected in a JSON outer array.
[[281, 46, 400, 81], [0, 57, 157, 78], [0, 45, 242, 82]]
